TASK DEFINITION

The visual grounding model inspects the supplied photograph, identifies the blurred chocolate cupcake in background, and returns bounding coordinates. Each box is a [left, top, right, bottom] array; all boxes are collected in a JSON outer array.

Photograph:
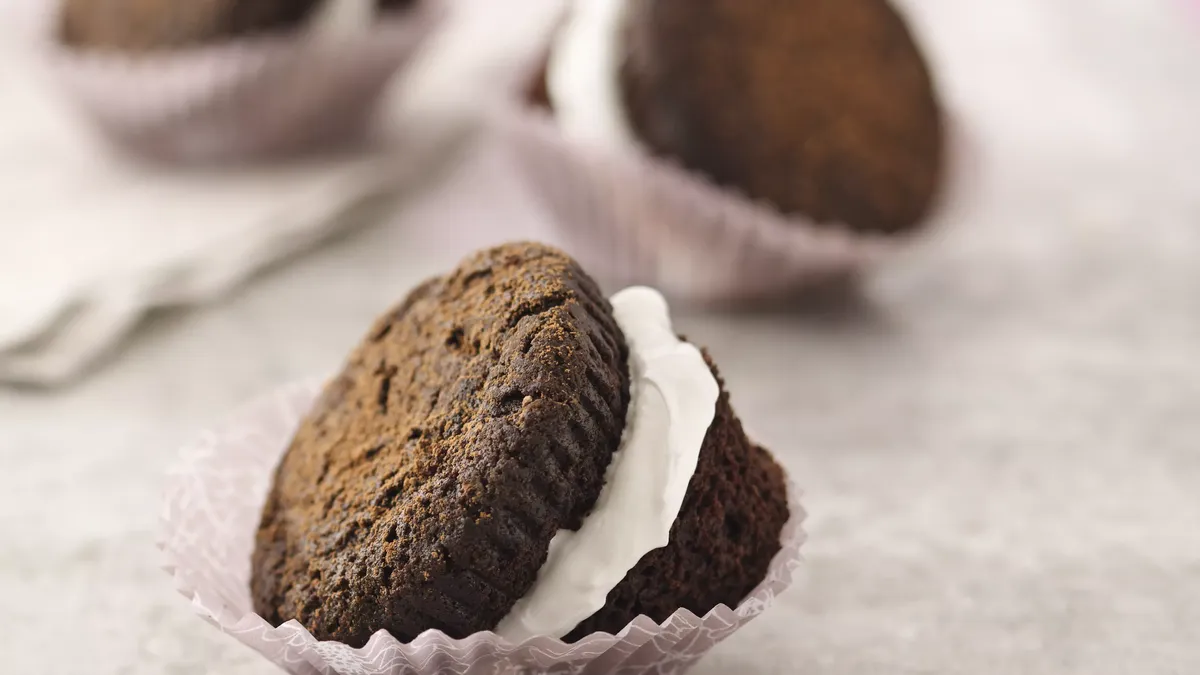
[[61, 0, 322, 51], [60, 0, 417, 51], [618, 0, 943, 236], [500, 0, 952, 303], [51, 0, 440, 163]]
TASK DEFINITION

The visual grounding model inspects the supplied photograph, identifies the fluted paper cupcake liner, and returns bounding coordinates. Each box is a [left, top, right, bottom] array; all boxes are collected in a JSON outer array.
[[46, 1, 443, 163], [494, 102, 979, 305], [161, 380, 805, 675]]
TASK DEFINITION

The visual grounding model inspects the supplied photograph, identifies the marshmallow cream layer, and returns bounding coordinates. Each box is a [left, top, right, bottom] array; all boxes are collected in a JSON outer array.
[[494, 287, 720, 642], [545, 0, 640, 150]]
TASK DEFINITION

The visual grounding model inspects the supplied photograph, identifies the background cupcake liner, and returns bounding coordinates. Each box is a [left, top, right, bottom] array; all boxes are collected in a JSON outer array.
[[491, 104, 897, 305], [493, 102, 979, 306], [46, 1, 443, 164], [161, 380, 806, 675]]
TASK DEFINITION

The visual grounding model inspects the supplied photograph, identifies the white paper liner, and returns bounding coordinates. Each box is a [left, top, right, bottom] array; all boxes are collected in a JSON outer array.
[[487, 3, 971, 304], [161, 380, 805, 675], [45, 1, 443, 164]]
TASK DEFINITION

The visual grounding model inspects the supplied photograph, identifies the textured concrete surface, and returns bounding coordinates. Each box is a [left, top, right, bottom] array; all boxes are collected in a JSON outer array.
[[1, 0, 1199, 673]]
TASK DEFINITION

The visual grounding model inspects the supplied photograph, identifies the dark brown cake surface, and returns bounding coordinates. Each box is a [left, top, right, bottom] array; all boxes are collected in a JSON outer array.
[[618, 0, 944, 235], [251, 242, 631, 646], [61, 0, 417, 51], [568, 354, 790, 639]]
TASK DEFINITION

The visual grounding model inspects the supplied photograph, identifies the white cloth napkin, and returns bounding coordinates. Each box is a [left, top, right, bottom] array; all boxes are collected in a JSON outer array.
[[0, 0, 559, 387]]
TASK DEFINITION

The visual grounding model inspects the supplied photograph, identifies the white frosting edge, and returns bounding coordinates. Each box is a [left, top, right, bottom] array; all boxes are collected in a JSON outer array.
[[494, 287, 720, 642], [545, 0, 641, 150]]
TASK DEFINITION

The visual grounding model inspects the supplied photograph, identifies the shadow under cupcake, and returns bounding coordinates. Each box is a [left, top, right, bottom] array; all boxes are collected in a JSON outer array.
[[494, 0, 951, 303], [50, 0, 442, 163], [162, 242, 804, 675]]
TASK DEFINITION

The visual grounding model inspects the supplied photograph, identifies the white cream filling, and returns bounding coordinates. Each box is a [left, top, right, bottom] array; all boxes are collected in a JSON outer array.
[[545, 0, 641, 151], [494, 287, 720, 642]]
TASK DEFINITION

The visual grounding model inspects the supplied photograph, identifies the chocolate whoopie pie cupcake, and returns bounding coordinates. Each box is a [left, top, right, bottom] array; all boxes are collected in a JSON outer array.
[[532, 0, 945, 235], [61, 0, 417, 51], [52, 0, 436, 164], [250, 242, 790, 646]]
